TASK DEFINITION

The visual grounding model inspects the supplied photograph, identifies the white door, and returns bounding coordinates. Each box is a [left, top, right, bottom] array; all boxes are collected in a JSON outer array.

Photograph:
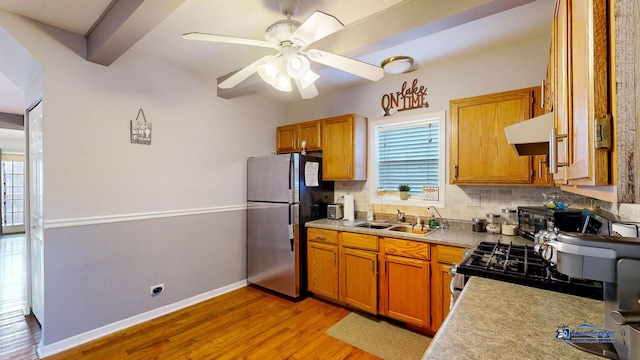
[[28, 100, 44, 324]]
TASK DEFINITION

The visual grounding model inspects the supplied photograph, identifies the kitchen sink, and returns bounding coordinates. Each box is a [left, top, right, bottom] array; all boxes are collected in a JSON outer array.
[[354, 222, 393, 229], [387, 225, 414, 233], [387, 225, 435, 235]]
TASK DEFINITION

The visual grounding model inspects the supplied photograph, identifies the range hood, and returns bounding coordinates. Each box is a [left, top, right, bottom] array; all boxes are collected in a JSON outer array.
[[504, 112, 553, 156]]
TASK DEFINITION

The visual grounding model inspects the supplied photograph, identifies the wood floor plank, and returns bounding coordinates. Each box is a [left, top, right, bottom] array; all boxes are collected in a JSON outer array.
[[44, 286, 382, 359]]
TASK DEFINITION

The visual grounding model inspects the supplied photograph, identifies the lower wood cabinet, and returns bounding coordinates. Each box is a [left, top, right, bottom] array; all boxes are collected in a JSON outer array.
[[343, 248, 377, 314], [307, 229, 339, 301], [380, 238, 431, 328], [307, 228, 464, 333], [384, 254, 430, 327], [431, 245, 466, 331]]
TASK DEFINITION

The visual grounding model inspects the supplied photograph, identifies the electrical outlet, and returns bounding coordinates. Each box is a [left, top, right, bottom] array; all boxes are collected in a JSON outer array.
[[150, 283, 164, 295], [469, 194, 481, 207]]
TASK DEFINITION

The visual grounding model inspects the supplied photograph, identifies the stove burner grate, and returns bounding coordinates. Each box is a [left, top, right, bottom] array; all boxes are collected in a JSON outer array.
[[457, 240, 603, 300]]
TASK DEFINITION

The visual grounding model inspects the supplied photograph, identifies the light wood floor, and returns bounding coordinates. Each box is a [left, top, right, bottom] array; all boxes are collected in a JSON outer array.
[[0, 234, 41, 360], [45, 286, 381, 359], [0, 234, 27, 315]]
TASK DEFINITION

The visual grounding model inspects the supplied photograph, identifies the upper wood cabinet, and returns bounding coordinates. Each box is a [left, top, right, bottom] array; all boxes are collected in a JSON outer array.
[[450, 87, 552, 185], [276, 120, 322, 154], [550, 0, 614, 201], [321, 114, 367, 181]]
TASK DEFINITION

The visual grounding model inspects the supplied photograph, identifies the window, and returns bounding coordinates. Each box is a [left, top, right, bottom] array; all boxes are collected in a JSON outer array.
[[368, 111, 446, 207], [2, 158, 25, 227]]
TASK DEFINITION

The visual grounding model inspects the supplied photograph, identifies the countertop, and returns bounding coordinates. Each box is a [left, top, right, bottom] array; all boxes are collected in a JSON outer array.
[[305, 218, 531, 249], [423, 277, 605, 360]]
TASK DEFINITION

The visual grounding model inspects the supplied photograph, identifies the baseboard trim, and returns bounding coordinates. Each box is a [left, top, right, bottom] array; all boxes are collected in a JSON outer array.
[[37, 280, 248, 358], [44, 205, 246, 229]]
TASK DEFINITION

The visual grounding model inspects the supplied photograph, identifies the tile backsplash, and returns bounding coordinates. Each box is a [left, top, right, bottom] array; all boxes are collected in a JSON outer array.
[[334, 182, 640, 223]]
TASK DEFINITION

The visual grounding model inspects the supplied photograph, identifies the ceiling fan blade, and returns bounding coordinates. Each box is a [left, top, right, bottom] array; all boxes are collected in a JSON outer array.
[[182, 32, 276, 49], [218, 55, 275, 89], [295, 80, 319, 99], [291, 11, 343, 48], [307, 49, 384, 81]]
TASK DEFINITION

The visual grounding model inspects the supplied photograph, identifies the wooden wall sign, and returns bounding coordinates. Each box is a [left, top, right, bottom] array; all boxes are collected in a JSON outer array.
[[130, 108, 152, 145], [381, 79, 429, 116]]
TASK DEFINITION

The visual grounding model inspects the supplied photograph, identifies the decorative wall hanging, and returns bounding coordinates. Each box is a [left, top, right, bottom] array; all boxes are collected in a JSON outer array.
[[380, 79, 429, 116], [130, 108, 152, 145]]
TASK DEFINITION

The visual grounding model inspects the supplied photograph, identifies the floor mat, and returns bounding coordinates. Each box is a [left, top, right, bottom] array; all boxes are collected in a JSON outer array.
[[325, 312, 431, 360]]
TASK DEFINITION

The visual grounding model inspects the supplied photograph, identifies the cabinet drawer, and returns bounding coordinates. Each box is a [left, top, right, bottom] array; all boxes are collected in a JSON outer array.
[[341, 232, 378, 251], [308, 228, 338, 244], [383, 238, 430, 260], [435, 245, 465, 264]]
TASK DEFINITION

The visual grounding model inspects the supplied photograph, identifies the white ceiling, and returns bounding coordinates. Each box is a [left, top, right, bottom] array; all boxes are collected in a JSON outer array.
[[0, 0, 555, 114]]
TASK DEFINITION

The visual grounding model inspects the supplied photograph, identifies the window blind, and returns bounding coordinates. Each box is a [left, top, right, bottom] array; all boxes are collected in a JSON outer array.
[[377, 121, 439, 195]]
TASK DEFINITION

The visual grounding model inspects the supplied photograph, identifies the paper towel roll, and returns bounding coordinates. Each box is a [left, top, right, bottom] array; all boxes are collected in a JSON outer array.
[[343, 194, 355, 221]]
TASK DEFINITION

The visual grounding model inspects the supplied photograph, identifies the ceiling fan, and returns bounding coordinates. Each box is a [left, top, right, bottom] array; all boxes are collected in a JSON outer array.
[[182, 0, 384, 99]]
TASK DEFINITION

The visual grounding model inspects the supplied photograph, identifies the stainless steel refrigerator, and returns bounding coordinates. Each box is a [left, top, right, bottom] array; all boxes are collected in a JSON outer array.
[[247, 153, 333, 299]]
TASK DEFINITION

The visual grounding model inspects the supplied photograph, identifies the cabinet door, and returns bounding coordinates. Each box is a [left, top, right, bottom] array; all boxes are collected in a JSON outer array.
[[384, 254, 430, 327], [343, 248, 377, 314], [432, 263, 454, 331], [321, 114, 367, 181], [276, 124, 297, 154], [307, 241, 339, 301], [566, 0, 609, 185], [298, 120, 322, 152], [322, 115, 355, 180], [450, 89, 534, 184], [552, 0, 571, 183], [532, 87, 554, 186], [431, 245, 465, 331]]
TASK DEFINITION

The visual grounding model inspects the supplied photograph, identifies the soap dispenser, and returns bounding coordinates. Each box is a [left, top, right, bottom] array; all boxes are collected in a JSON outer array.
[[429, 215, 438, 229]]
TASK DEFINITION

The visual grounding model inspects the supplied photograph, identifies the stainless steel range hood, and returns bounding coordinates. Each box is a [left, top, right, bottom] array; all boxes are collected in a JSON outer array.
[[504, 112, 553, 155]]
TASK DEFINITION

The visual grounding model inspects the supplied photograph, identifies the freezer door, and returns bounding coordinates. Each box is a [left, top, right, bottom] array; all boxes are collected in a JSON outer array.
[[247, 154, 293, 203], [247, 202, 299, 297]]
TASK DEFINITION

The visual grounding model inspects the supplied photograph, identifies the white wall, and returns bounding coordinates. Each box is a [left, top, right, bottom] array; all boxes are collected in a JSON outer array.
[[1, 8, 287, 352]]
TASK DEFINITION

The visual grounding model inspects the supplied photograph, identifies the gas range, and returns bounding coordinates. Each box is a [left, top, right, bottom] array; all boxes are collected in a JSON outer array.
[[456, 241, 603, 300]]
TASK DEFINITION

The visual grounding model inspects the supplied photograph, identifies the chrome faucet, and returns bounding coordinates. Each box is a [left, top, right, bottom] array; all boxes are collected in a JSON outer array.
[[396, 209, 405, 222], [428, 206, 446, 228]]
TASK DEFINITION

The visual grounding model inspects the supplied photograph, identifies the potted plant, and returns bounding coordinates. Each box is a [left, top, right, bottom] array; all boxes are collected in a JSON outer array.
[[398, 184, 411, 200]]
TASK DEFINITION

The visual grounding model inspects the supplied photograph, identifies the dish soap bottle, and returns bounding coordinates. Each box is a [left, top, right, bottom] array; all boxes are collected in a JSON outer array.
[[429, 215, 438, 229], [367, 208, 374, 221]]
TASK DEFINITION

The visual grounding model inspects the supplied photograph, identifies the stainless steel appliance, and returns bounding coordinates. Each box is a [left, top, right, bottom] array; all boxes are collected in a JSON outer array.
[[247, 154, 333, 299], [548, 232, 640, 360], [517, 206, 583, 239], [518, 206, 617, 240], [327, 203, 343, 219], [451, 241, 603, 303]]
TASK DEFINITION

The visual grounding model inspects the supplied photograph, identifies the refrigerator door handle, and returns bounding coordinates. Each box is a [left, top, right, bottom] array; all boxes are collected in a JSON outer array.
[[288, 224, 294, 252]]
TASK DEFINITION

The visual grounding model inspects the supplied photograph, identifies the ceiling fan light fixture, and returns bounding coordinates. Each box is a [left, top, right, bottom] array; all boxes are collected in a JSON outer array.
[[257, 57, 282, 85], [286, 55, 310, 79], [381, 56, 414, 74], [273, 70, 293, 92]]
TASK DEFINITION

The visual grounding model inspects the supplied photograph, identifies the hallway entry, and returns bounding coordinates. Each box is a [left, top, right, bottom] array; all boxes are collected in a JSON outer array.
[[0, 234, 26, 315]]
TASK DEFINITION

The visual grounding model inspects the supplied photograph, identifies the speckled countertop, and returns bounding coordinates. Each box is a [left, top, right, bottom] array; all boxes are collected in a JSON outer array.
[[423, 277, 605, 360], [305, 218, 531, 249]]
